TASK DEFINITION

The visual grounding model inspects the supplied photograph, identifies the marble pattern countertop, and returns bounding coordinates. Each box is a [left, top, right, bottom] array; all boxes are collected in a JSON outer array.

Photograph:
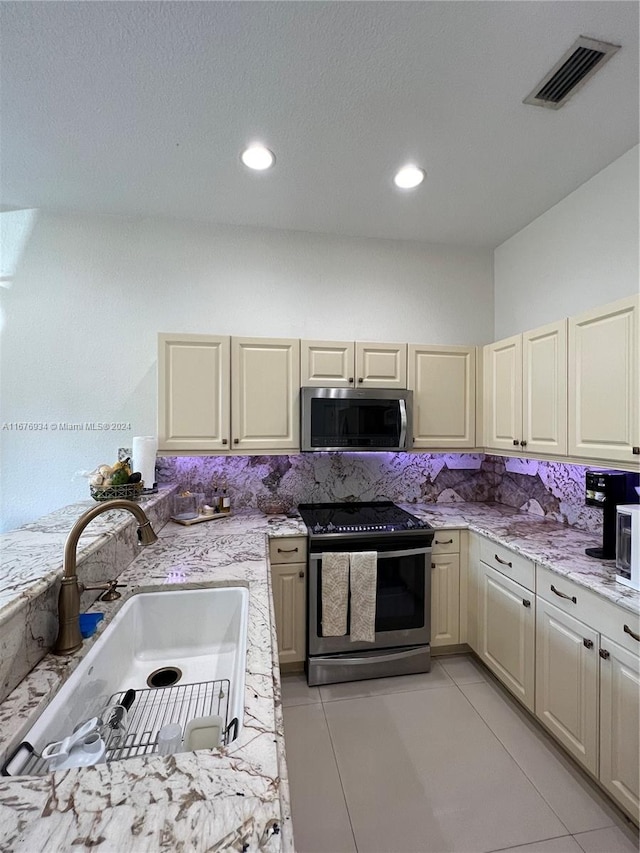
[[1, 501, 638, 853], [405, 502, 640, 616], [0, 510, 305, 853]]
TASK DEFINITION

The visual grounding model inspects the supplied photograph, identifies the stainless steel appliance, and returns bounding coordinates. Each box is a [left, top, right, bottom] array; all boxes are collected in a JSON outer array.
[[298, 502, 434, 687], [585, 471, 639, 559], [616, 505, 640, 590], [300, 387, 413, 452]]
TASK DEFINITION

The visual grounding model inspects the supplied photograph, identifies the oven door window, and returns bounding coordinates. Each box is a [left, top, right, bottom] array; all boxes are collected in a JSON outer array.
[[316, 550, 426, 635], [374, 552, 425, 632]]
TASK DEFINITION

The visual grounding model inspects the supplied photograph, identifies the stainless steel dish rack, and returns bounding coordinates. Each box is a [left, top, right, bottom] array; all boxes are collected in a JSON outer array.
[[2, 678, 237, 777]]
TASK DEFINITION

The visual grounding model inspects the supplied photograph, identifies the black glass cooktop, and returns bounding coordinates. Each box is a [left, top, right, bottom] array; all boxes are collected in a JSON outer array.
[[298, 501, 432, 536]]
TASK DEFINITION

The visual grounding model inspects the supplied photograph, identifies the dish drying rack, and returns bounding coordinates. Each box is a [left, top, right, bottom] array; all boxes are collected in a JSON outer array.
[[4, 678, 237, 778]]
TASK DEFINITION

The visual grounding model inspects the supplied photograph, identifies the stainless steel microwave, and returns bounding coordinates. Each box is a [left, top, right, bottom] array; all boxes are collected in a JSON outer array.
[[301, 387, 413, 452]]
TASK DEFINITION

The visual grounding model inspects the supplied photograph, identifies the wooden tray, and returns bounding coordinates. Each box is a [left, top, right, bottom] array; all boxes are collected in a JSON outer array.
[[170, 512, 231, 526]]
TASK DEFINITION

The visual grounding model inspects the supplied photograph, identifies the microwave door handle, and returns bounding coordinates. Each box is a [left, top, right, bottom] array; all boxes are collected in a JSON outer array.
[[398, 399, 407, 448]]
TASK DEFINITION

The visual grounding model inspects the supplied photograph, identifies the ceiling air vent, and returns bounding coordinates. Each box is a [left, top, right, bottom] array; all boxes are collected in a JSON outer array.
[[524, 36, 620, 110]]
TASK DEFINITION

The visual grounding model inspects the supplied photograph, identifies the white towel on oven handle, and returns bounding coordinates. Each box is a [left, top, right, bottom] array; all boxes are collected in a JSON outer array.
[[349, 551, 377, 643], [321, 552, 349, 636]]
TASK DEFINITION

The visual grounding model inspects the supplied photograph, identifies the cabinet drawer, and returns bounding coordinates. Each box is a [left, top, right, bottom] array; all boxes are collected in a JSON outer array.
[[479, 537, 535, 592], [537, 565, 640, 656], [269, 536, 308, 565], [432, 530, 460, 554]]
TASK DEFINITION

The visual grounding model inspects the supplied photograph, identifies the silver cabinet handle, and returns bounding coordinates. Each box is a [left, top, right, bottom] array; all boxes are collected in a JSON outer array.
[[277, 547, 299, 553], [551, 584, 577, 604], [522, 599, 531, 608], [624, 624, 640, 642], [583, 638, 594, 649], [494, 554, 512, 568], [599, 648, 610, 660], [435, 538, 454, 545]]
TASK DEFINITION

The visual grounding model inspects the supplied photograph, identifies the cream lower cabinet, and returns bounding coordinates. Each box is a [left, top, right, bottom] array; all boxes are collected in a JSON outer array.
[[300, 340, 407, 389], [599, 635, 640, 822], [478, 561, 535, 712], [535, 598, 599, 774], [408, 345, 476, 449], [430, 531, 461, 646], [568, 294, 639, 465], [269, 537, 308, 667]]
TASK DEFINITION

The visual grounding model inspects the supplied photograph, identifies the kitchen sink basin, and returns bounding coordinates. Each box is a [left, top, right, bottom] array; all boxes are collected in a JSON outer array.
[[3, 586, 249, 776]]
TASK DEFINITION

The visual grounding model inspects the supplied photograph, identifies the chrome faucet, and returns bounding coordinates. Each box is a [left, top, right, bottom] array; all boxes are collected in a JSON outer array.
[[53, 500, 158, 655]]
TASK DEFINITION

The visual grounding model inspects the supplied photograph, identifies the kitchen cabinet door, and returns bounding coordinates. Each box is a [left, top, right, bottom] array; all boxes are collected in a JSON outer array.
[[300, 340, 355, 387], [231, 337, 300, 451], [478, 561, 535, 711], [158, 333, 230, 452], [599, 635, 640, 823], [535, 598, 599, 774], [271, 562, 307, 666], [355, 342, 407, 389], [483, 334, 523, 452], [568, 294, 639, 464], [522, 320, 567, 456], [431, 553, 460, 646], [408, 345, 476, 449]]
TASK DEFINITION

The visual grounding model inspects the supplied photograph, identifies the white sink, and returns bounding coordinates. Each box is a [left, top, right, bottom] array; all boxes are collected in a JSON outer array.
[[3, 586, 249, 776]]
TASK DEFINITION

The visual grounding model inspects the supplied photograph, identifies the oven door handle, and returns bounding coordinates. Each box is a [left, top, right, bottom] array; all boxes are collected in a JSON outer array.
[[398, 398, 407, 448], [310, 546, 431, 563]]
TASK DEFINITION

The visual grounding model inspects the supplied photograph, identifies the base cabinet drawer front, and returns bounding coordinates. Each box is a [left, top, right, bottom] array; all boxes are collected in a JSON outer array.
[[599, 636, 640, 823], [479, 537, 535, 591], [431, 530, 461, 555], [535, 598, 599, 774], [431, 554, 460, 647], [269, 537, 308, 565], [479, 563, 535, 711], [537, 565, 640, 655], [271, 562, 306, 665]]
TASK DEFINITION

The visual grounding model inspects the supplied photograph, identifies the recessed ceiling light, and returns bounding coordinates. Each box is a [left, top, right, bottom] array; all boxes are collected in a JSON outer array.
[[241, 145, 275, 171], [393, 165, 425, 189]]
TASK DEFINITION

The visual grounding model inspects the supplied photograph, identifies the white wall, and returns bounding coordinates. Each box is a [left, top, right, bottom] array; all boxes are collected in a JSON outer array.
[[0, 213, 493, 530], [494, 145, 640, 339]]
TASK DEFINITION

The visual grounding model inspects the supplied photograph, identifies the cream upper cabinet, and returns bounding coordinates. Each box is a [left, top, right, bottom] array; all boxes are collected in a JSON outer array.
[[232, 337, 300, 451], [522, 320, 567, 455], [158, 333, 230, 452], [301, 340, 407, 388], [484, 320, 567, 455], [408, 345, 476, 449], [483, 334, 522, 451], [568, 295, 639, 464], [300, 340, 355, 387]]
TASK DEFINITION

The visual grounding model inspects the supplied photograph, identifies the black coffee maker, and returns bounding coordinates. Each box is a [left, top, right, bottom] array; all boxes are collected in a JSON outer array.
[[585, 471, 640, 559]]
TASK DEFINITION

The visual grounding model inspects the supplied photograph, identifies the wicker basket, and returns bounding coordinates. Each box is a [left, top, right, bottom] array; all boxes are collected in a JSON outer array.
[[90, 482, 144, 502]]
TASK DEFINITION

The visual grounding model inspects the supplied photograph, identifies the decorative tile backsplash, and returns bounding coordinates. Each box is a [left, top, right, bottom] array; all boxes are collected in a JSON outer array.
[[156, 452, 607, 534]]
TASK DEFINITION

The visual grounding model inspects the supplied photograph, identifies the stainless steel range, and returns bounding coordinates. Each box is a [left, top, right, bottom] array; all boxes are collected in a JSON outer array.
[[298, 502, 435, 687]]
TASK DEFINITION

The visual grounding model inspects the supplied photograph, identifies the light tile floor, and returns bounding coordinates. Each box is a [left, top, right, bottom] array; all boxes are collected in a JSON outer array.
[[282, 655, 640, 853]]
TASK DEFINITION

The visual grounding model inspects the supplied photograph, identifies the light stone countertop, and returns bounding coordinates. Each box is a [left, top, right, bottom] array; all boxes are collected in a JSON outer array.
[[1, 501, 638, 852]]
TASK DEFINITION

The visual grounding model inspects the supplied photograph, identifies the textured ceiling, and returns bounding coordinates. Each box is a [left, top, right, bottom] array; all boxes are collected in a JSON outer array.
[[1, 1, 638, 247]]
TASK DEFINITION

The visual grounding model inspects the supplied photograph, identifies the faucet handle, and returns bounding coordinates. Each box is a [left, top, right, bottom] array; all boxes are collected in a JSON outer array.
[[81, 579, 126, 601]]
